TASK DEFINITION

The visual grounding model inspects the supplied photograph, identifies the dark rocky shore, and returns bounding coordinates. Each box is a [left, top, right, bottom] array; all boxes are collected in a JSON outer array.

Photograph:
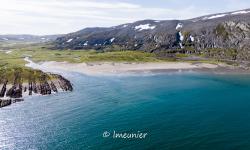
[[0, 72, 73, 108]]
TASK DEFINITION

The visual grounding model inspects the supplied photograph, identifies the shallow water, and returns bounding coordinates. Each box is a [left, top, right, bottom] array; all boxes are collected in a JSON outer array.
[[1, 72, 250, 150]]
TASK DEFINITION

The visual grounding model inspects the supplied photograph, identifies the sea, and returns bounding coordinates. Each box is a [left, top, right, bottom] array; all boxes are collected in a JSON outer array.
[[1, 71, 250, 150]]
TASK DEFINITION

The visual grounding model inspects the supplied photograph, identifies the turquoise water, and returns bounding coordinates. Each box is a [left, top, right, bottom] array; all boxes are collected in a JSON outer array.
[[1, 72, 250, 150]]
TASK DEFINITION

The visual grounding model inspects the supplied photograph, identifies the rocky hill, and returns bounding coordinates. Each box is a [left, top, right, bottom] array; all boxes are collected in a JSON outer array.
[[53, 9, 250, 62]]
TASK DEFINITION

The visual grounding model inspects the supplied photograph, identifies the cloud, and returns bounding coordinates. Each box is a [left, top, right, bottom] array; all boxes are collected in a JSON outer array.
[[0, 0, 247, 35]]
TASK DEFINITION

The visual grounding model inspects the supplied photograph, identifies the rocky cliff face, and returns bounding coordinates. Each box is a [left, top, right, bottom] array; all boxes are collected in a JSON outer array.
[[0, 68, 73, 108], [53, 9, 250, 62]]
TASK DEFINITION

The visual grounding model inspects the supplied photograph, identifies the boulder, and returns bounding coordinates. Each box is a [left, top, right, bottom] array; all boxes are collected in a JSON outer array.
[[0, 99, 12, 108]]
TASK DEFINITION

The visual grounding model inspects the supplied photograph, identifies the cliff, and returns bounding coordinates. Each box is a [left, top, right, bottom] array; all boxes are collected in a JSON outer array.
[[0, 67, 73, 108]]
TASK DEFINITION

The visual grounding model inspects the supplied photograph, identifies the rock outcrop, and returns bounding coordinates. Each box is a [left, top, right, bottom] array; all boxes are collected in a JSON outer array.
[[57, 75, 73, 92], [0, 99, 24, 108], [23, 74, 73, 97], [6, 84, 22, 98], [0, 68, 73, 108], [0, 80, 7, 97], [0, 99, 12, 108]]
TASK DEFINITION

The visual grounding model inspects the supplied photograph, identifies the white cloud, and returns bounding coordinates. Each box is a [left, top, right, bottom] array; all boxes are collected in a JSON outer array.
[[0, 0, 225, 35]]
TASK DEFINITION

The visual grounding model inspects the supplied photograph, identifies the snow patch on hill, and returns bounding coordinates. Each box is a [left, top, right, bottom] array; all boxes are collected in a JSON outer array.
[[179, 32, 184, 41], [67, 39, 73, 43], [176, 23, 183, 30], [84, 41, 88, 46], [207, 14, 227, 20], [135, 24, 156, 31], [190, 35, 195, 42], [231, 10, 250, 15], [110, 38, 115, 43]]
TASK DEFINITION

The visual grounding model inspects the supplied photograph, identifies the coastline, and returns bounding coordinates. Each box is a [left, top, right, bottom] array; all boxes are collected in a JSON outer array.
[[0, 58, 74, 108], [25, 58, 250, 76], [2, 57, 247, 108]]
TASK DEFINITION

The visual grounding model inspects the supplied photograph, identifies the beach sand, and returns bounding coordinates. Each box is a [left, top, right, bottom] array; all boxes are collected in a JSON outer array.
[[24, 57, 239, 75]]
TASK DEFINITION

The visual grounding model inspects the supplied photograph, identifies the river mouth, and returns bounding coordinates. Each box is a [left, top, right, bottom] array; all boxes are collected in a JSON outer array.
[[1, 72, 250, 149]]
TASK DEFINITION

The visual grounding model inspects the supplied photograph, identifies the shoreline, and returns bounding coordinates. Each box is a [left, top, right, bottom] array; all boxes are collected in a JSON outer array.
[[0, 59, 74, 108], [24, 58, 250, 76]]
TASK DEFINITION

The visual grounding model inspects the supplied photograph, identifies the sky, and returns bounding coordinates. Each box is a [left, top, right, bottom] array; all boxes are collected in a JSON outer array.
[[0, 0, 250, 35]]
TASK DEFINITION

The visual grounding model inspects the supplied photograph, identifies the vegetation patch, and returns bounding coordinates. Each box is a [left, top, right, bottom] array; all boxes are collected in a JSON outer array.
[[214, 24, 230, 40]]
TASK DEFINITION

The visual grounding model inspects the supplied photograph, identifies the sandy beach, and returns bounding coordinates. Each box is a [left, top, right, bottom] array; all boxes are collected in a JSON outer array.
[[23, 58, 237, 75]]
